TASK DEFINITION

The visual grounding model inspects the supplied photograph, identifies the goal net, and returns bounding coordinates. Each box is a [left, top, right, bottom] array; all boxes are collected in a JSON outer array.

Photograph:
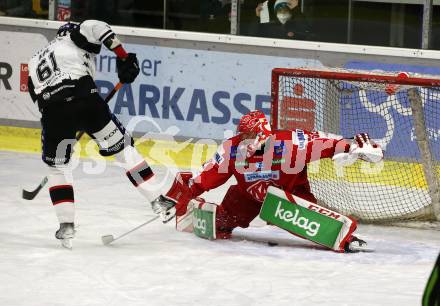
[[271, 67, 440, 222]]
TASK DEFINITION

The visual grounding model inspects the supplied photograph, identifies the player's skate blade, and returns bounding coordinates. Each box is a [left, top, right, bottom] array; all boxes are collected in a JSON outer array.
[[345, 236, 374, 253], [55, 223, 75, 249], [60, 238, 73, 249]]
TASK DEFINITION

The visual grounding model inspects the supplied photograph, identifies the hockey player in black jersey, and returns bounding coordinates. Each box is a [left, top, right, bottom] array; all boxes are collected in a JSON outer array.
[[27, 20, 155, 248]]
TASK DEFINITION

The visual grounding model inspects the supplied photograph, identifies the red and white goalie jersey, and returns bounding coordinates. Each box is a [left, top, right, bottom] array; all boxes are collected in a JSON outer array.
[[155, 110, 381, 249], [190, 128, 351, 204]]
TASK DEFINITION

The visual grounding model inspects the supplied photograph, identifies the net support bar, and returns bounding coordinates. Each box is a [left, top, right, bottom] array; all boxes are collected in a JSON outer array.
[[408, 88, 440, 221]]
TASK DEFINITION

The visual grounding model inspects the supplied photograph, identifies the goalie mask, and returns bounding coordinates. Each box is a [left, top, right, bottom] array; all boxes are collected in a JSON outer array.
[[237, 110, 272, 157]]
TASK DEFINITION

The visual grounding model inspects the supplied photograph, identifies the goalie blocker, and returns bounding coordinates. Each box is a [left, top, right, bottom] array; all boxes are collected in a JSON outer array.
[[176, 186, 358, 252]]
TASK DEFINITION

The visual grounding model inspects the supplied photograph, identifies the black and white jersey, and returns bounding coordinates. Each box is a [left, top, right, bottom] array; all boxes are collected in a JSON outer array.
[[28, 20, 115, 96]]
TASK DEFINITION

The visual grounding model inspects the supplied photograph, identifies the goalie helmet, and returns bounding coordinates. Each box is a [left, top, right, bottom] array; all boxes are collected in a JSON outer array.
[[237, 110, 272, 157]]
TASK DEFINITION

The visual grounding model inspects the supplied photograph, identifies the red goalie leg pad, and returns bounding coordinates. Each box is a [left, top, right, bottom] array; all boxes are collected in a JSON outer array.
[[337, 216, 358, 252]]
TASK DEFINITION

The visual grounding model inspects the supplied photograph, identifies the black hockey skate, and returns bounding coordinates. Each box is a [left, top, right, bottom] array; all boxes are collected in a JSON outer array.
[[344, 236, 372, 253], [55, 223, 75, 249]]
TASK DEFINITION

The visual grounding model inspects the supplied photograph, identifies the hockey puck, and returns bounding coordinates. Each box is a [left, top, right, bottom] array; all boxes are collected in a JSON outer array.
[[267, 241, 278, 247]]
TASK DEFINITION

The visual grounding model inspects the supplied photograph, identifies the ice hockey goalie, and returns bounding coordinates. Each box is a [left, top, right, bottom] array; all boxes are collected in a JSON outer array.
[[152, 110, 383, 252]]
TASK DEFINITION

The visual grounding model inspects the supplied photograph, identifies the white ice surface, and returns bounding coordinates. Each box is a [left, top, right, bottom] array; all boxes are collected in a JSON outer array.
[[0, 151, 439, 306]]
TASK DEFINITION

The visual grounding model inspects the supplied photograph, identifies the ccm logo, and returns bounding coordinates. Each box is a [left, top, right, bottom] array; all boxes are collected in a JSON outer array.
[[104, 128, 119, 141]]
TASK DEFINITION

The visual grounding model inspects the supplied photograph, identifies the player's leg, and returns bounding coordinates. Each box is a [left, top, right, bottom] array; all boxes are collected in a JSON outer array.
[[41, 103, 77, 247], [80, 87, 155, 202]]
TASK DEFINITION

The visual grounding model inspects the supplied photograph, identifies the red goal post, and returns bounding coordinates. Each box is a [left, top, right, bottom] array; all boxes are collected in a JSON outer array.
[[271, 67, 440, 222]]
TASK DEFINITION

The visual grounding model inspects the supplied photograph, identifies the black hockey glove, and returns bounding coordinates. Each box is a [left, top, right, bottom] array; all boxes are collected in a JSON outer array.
[[116, 53, 140, 84]]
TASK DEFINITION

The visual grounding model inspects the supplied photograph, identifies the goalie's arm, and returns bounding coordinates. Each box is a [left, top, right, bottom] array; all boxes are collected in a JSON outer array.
[[299, 131, 383, 164], [301, 131, 351, 163]]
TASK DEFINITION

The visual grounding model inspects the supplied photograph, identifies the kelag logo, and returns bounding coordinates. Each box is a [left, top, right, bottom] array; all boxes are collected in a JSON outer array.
[[273, 201, 320, 237]]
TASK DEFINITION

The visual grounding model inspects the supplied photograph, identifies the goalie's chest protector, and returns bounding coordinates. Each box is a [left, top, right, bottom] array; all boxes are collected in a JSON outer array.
[[28, 35, 96, 95], [232, 130, 308, 202]]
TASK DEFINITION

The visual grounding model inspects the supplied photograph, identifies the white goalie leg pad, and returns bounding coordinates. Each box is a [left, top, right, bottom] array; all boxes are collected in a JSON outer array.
[[48, 165, 75, 223], [176, 198, 218, 240]]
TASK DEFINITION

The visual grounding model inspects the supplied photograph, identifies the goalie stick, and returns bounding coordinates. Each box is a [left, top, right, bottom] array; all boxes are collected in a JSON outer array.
[[101, 215, 159, 245], [22, 82, 123, 200]]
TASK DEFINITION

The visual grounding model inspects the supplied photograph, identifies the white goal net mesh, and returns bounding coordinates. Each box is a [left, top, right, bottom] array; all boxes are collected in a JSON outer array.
[[272, 67, 440, 222]]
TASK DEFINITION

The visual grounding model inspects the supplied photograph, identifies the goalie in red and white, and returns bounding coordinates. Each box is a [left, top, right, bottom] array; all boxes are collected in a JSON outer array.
[[152, 110, 383, 252]]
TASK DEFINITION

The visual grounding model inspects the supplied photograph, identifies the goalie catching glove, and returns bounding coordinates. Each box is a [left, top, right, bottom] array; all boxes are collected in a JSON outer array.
[[332, 132, 383, 166], [351, 133, 383, 163]]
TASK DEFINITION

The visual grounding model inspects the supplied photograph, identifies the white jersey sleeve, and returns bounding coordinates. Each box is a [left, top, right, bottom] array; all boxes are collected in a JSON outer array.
[[28, 20, 116, 96], [78, 20, 115, 46]]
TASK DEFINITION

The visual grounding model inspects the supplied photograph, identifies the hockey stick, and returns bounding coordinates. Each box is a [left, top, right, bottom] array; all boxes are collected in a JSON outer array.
[[22, 82, 123, 200], [101, 215, 160, 245]]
